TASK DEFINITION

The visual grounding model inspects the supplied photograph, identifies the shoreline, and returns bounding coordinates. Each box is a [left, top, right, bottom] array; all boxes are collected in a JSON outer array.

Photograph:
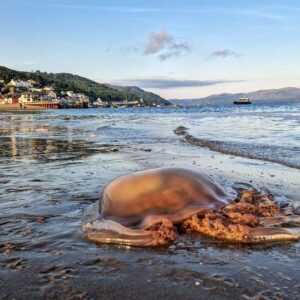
[[0, 104, 46, 111], [173, 127, 300, 170]]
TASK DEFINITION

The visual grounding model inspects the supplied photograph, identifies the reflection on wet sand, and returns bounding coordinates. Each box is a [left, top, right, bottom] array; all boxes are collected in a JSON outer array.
[[0, 123, 120, 162], [0, 136, 112, 161]]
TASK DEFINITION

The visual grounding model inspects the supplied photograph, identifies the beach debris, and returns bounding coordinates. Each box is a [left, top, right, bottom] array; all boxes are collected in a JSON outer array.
[[140, 148, 152, 152], [173, 126, 189, 135], [291, 201, 300, 215]]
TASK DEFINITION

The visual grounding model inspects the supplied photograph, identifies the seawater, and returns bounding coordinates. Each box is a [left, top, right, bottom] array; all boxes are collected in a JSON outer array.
[[1, 103, 299, 166]]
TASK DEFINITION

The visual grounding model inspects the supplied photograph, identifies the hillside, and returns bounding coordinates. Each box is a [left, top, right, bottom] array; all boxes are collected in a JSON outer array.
[[106, 84, 170, 106], [0, 66, 167, 105], [171, 87, 300, 106]]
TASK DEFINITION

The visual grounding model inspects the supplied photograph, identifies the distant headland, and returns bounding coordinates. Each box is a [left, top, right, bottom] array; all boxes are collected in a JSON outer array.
[[171, 87, 300, 106]]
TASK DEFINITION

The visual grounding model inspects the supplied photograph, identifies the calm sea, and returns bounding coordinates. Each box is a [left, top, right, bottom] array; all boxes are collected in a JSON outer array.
[[1, 103, 299, 168]]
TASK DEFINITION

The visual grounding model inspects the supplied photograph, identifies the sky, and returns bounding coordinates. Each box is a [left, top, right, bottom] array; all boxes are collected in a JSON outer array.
[[1, 0, 300, 99]]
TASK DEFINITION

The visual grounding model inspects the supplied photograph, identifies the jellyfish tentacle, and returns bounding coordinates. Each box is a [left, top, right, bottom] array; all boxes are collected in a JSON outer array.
[[82, 218, 176, 246], [82, 219, 154, 246], [247, 227, 300, 243], [259, 215, 300, 227]]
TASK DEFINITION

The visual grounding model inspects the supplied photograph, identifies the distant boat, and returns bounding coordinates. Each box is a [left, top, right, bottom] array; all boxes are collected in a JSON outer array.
[[172, 104, 182, 108], [233, 96, 251, 105]]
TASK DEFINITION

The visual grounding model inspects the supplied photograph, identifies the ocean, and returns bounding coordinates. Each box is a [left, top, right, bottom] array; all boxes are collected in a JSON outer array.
[[2, 103, 299, 165]]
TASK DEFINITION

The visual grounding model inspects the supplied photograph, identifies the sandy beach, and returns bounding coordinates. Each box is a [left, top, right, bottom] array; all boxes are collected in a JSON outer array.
[[0, 104, 51, 111], [0, 106, 299, 300]]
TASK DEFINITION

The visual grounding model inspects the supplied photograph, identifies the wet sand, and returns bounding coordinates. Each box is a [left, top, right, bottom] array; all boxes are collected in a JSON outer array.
[[0, 109, 299, 299], [0, 104, 45, 111]]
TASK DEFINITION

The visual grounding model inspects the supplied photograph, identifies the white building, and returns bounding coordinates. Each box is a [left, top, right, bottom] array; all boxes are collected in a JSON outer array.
[[8, 79, 33, 89], [42, 86, 54, 92], [19, 93, 35, 103]]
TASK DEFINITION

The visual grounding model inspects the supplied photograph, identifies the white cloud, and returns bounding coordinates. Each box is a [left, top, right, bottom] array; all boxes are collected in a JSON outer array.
[[109, 78, 237, 89], [143, 31, 174, 54], [143, 31, 190, 61], [208, 49, 242, 59]]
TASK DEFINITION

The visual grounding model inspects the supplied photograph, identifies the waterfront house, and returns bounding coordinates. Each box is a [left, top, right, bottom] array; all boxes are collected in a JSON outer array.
[[66, 91, 75, 98], [42, 86, 55, 92], [0, 94, 20, 104], [11, 94, 20, 104], [19, 92, 35, 103], [0, 97, 6, 104], [27, 79, 37, 86]]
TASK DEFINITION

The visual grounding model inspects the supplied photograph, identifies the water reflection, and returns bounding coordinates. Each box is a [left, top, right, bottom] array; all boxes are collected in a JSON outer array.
[[0, 136, 113, 162], [0, 112, 123, 162]]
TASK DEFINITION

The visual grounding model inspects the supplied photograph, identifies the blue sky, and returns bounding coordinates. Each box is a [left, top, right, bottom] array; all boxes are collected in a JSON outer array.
[[1, 0, 300, 99]]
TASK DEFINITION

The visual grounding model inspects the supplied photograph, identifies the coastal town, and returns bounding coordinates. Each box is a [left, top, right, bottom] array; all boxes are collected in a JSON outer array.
[[0, 78, 146, 110]]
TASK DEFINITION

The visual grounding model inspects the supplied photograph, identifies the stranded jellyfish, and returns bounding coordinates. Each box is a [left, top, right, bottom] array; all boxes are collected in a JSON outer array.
[[82, 168, 300, 246]]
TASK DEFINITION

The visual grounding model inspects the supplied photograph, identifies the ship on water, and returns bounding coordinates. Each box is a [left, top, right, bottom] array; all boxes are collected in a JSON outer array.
[[233, 96, 251, 105]]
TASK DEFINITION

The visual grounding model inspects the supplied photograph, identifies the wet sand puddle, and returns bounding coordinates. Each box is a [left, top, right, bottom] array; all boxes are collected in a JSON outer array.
[[0, 108, 299, 299]]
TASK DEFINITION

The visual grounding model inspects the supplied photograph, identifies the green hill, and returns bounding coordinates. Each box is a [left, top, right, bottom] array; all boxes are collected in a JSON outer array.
[[0, 66, 167, 105], [106, 84, 170, 106]]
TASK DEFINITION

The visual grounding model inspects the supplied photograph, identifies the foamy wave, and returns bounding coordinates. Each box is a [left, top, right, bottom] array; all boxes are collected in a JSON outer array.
[[175, 128, 300, 169]]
